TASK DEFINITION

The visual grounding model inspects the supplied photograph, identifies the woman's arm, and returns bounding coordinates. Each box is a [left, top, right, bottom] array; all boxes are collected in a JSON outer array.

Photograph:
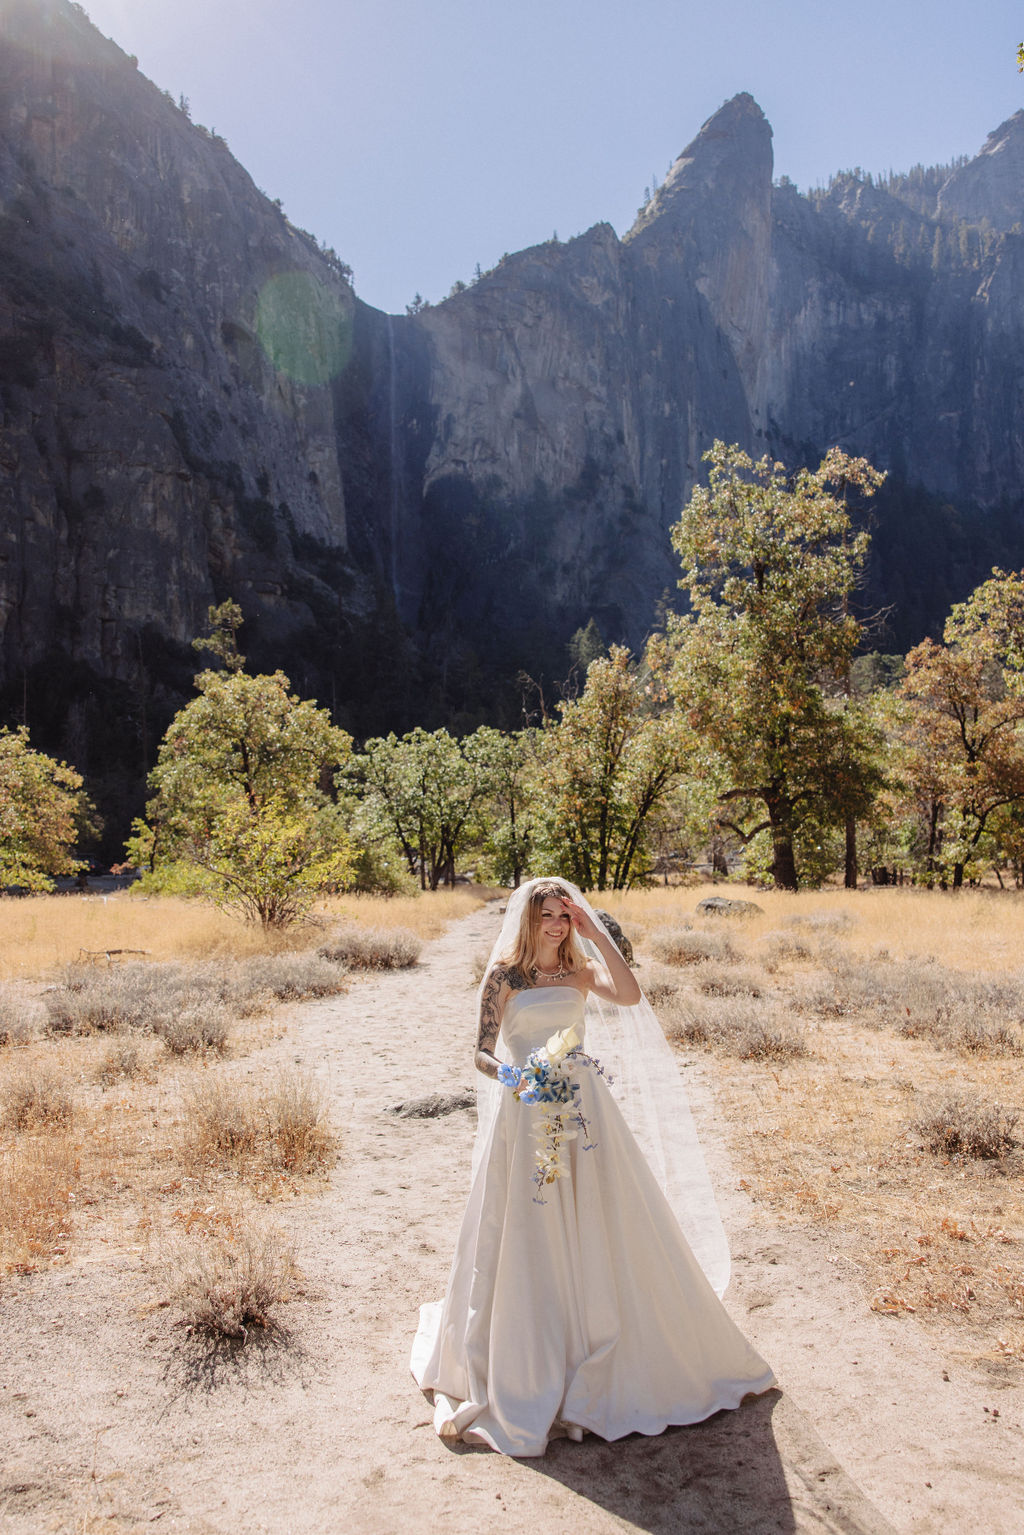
[[561, 897, 642, 1006], [475, 964, 511, 1078]]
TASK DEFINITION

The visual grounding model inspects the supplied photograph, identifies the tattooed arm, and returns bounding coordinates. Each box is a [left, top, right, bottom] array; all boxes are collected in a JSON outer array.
[[474, 964, 528, 1078]]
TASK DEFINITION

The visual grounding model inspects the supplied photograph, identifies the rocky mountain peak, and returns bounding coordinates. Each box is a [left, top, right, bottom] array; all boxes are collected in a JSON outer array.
[[628, 93, 772, 239], [937, 109, 1024, 230]]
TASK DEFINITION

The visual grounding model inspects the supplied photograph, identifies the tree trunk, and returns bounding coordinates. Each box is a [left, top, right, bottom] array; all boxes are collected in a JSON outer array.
[[766, 793, 799, 890], [952, 862, 965, 889], [844, 817, 858, 889]]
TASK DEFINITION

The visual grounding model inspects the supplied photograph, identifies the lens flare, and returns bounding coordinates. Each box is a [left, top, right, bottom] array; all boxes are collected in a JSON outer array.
[[254, 271, 351, 387]]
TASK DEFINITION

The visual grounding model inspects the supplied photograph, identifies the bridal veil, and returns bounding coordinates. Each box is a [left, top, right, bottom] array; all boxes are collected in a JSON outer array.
[[473, 877, 731, 1297]]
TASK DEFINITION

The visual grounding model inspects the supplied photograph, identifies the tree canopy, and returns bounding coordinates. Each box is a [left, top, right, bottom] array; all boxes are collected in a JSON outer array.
[[897, 569, 1024, 887], [668, 441, 885, 889], [0, 727, 92, 891], [128, 662, 354, 926]]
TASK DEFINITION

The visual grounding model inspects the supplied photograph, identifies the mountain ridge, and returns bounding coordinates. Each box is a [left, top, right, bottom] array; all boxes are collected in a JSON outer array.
[[2, 0, 1024, 849]]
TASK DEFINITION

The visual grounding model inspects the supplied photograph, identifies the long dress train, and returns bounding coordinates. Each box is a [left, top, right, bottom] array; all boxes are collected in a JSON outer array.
[[410, 986, 775, 1457]]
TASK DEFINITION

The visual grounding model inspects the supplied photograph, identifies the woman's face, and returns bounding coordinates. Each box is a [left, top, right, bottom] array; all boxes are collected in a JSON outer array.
[[538, 895, 571, 947]]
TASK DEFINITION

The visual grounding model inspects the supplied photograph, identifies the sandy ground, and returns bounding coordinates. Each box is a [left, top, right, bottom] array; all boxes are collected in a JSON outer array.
[[2, 903, 1023, 1534]]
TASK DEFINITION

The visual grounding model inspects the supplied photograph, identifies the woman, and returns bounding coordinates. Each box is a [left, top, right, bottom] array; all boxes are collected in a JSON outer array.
[[411, 877, 775, 1457]]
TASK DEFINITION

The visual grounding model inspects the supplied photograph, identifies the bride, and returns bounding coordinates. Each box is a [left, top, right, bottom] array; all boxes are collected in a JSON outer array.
[[410, 877, 775, 1457]]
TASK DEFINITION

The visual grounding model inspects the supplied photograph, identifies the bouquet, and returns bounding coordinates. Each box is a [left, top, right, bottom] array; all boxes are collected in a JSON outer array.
[[498, 1022, 611, 1202]]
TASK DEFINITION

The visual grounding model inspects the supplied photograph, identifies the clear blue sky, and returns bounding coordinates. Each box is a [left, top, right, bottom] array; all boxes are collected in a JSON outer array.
[[81, 0, 1023, 314]]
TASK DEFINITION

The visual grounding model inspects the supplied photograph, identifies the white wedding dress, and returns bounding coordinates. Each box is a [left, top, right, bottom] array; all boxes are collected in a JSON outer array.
[[411, 986, 776, 1457]]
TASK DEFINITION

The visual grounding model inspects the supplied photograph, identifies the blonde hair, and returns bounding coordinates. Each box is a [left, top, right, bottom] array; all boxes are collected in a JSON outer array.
[[501, 879, 587, 978]]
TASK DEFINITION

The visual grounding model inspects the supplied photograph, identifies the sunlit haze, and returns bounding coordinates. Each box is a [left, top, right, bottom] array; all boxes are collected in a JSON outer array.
[[73, 1, 1024, 312]]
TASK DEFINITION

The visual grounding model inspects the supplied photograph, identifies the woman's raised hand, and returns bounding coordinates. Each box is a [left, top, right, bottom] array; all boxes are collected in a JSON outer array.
[[560, 895, 603, 943]]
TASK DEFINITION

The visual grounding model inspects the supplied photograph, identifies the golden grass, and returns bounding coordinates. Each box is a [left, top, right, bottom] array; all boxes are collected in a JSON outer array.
[[716, 1037, 1024, 1358], [0, 886, 494, 980], [0, 1023, 335, 1287], [0, 1130, 77, 1274], [603, 881, 1024, 974], [624, 887, 1024, 1360]]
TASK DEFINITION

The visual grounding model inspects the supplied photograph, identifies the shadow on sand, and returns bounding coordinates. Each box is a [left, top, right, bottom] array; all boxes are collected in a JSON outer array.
[[525, 1392, 798, 1534], [444, 1391, 798, 1533], [159, 1320, 299, 1404]]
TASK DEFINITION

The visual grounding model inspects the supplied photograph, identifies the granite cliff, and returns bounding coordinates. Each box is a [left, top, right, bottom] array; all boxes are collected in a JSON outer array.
[[2, 0, 1024, 845]]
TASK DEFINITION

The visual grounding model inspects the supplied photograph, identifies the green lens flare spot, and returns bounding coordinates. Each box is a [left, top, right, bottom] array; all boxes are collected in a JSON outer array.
[[255, 271, 352, 387]]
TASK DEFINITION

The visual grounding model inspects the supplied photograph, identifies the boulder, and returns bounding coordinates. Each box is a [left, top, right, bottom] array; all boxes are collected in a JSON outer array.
[[386, 1090, 476, 1119], [696, 896, 764, 919], [594, 910, 634, 964]]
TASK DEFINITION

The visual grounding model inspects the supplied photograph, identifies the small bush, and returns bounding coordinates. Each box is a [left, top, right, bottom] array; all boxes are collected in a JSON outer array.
[[41, 953, 349, 1045], [156, 1004, 230, 1057], [173, 1219, 294, 1337], [44, 962, 208, 1035], [759, 930, 816, 969], [94, 1038, 144, 1085], [0, 1133, 76, 1272], [797, 959, 1024, 1056], [731, 1013, 809, 1062], [914, 1095, 1020, 1159], [184, 1079, 261, 1161], [3, 1066, 74, 1130], [266, 1071, 335, 1171], [318, 924, 422, 970], [662, 997, 714, 1048], [785, 911, 854, 936], [183, 1069, 335, 1172], [0, 987, 40, 1047], [663, 995, 806, 1061], [648, 928, 736, 967], [235, 952, 348, 1001], [640, 968, 685, 1009], [693, 961, 764, 998]]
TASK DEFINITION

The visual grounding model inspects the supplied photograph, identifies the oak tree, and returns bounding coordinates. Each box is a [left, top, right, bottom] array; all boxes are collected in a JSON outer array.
[[668, 442, 885, 889]]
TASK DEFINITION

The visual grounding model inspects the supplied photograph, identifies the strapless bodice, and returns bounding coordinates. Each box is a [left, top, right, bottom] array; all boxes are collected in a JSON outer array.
[[500, 986, 585, 1064]]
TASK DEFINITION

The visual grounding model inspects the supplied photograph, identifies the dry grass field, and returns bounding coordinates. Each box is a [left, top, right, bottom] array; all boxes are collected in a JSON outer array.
[[0, 886, 493, 1314], [0, 886, 492, 981], [2, 878, 1022, 1366], [604, 884, 1024, 1363]]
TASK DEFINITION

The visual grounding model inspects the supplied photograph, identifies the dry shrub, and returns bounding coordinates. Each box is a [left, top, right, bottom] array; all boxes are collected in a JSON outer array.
[[0, 986, 41, 1046], [173, 1217, 295, 1337], [265, 1071, 335, 1172], [185, 1078, 262, 1161], [786, 910, 854, 936], [318, 924, 422, 970], [693, 961, 764, 998], [733, 1024, 807, 1062], [802, 958, 1024, 1056], [184, 1068, 335, 1173], [0, 1133, 76, 1273], [914, 1095, 1020, 1159], [44, 961, 209, 1036], [43, 952, 348, 1046], [235, 951, 349, 1000], [640, 967, 685, 1009], [156, 1004, 230, 1057], [94, 1037, 145, 1085], [664, 995, 807, 1061], [758, 930, 818, 970], [3, 1064, 74, 1130], [649, 928, 736, 967]]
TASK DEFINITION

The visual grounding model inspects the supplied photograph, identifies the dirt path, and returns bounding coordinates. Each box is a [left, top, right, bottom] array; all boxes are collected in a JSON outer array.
[[2, 906, 1022, 1533]]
